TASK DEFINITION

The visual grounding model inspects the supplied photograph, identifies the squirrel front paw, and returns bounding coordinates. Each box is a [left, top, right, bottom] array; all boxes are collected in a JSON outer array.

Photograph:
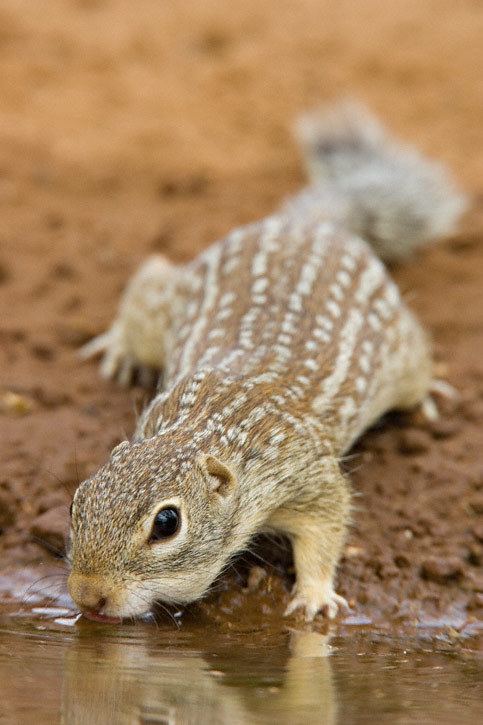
[[80, 323, 155, 388], [284, 581, 349, 622]]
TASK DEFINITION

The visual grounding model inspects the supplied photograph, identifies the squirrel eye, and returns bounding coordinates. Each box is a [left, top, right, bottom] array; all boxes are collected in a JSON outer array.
[[149, 507, 180, 543]]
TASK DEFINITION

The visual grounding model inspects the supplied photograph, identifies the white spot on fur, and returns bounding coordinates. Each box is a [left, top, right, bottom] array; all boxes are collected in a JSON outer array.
[[368, 313, 382, 331], [336, 270, 352, 288], [316, 315, 334, 331], [252, 277, 268, 294], [329, 284, 344, 301], [326, 300, 341, 318], [304, 358, 318, 371], [355, 376, 367, 394], [313, 328, 331, 343]]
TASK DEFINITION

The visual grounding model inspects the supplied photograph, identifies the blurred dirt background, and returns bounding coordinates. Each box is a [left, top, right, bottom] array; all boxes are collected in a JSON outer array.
[[0, 0, 482, 627]]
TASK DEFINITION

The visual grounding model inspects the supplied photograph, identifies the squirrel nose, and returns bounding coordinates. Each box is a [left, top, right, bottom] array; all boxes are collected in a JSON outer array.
[[68, 573, 109, 613]]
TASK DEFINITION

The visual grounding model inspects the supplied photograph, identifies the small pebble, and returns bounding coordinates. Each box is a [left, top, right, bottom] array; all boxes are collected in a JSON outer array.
[[344, 545, 366, 558], [246, 566, 267, 591], [0, 391, 33, 415]]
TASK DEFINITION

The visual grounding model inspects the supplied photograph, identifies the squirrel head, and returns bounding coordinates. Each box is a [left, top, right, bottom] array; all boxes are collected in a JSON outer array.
[[67, 436, 241, 621]]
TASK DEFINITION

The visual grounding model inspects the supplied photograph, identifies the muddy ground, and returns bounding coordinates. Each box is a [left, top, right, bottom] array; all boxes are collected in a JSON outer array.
[[0, 0, 482, 631]]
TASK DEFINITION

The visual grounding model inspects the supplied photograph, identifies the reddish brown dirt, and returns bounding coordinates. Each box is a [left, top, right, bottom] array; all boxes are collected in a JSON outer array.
[[0, 0, 482, 628]]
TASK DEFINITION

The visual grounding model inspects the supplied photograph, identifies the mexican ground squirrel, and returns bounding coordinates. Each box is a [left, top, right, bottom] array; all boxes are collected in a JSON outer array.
[[68, 102, 466, 623]]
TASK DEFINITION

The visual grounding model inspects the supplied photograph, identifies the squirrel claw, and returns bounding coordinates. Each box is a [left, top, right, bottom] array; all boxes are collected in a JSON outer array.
[[284, 585, 349, 622], [421, 379, 459, 422], [79, 330, 113, 360], [429, 379, 459, 401]]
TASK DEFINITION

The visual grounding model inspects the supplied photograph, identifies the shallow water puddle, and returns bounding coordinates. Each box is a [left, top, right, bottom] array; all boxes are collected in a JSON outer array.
[[0, 614, 481, 724]]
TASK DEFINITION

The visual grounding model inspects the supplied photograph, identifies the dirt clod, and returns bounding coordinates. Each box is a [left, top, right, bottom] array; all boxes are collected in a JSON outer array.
[[467, 592, 483, 610], [0, 494, 16, 530], [428, 419, 461, 440], [55, 323, 95, 348], [30, 506, 69, 557], [397, 430, 431, 455], [469, 496, 483, 515], [472, 524, 483, 543], [421, 557, 464, 584], [468, 544, 482, 566]]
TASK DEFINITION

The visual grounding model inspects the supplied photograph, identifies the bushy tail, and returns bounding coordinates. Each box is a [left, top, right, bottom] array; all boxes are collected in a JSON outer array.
[[293, 101, 467, 261]]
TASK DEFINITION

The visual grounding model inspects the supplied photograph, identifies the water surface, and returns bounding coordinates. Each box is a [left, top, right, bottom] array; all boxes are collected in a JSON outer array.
[[0, 612, 481, 724]]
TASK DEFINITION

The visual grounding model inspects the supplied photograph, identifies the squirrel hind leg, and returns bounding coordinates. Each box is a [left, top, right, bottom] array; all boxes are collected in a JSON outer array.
[[80, 255, 182, 387]]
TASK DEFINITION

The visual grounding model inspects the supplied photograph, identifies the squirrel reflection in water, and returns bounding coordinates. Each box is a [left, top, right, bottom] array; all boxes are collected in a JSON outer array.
[[61, 627, 336, 725]]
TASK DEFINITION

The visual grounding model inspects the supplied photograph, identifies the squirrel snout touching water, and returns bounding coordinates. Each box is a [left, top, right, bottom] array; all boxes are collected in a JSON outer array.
[[67, 102, 466, 623], [69, 434, 251, 622]]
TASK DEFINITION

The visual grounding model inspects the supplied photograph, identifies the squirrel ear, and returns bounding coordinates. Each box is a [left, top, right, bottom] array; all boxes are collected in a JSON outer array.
[[198, 454, 237, 498]]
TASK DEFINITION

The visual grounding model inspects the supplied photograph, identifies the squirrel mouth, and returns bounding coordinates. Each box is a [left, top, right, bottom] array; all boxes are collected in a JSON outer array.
[[82, 610, 123, 624]]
